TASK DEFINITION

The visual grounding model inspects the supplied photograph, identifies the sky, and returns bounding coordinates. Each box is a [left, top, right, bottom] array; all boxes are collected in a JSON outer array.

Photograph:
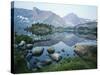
[[13, 1, 97, 20]]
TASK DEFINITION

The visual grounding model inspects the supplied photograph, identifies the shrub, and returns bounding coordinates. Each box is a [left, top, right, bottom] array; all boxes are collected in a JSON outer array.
[[15, 34, 33, 44]]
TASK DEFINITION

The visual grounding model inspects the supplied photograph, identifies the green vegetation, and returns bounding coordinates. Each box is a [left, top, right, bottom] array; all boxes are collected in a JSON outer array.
[[14, 52, 97, 73], [14, 48, 30, 73], [15, 33, 33, 44], [25, 23, 53, 35], [34, 57, 97, 72], [14, 33, 33, 73], [13, 22, 97, 73], [74, 45, 97, 65]]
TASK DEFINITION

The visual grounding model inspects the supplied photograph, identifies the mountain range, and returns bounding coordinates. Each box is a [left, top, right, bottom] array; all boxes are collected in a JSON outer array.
[[11, 7, 96, 32], [32, 7, 66, 27]]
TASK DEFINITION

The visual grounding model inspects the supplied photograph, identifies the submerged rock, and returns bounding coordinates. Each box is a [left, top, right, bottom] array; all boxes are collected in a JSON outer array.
[[73, 53, 76, 56], [27, 62, 32, 70], [27, 59, 39, 70], [36, 62, 43, 69], [67, 54, 69, 56], [50, 53, 62, 62], [41, 59, 52, 65], [27, 57, 41, 70], [61, 49, 65, 52], [26, 52, 33, 61], [32, 47, 44, 56], [57, 51, 60, 53], [47, 47, 55, 54]]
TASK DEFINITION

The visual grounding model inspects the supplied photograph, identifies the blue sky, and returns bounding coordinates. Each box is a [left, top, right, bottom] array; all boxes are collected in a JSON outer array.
[[14, 1, 97, 20]]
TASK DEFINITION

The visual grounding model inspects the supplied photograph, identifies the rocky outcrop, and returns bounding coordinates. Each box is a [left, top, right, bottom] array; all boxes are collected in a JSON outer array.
[[74, 42, 97, 57]]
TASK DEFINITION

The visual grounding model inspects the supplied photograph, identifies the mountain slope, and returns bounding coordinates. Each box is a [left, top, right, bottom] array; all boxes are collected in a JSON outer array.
[[11, 8, 33, 33], [32, 7, 66, 27], [12, 7, 68, 34], [12, 7, 96, 34], [63, 13, 87, 26]]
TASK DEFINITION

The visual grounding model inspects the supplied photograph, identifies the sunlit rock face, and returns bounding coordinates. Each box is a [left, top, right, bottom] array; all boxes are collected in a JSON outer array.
[[74, 42, 97, 58]]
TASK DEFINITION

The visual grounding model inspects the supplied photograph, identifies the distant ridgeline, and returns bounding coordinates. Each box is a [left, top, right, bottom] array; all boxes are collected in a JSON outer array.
[[24, 22, 97, 36], [74, 22, 97, 33], [74, 22, 97, 35], [12, 8, 97, 35], [74, 22, 97, 40]]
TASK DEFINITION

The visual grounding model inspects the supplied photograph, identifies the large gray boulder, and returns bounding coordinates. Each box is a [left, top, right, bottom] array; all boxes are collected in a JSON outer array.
[[32, 47, 44, 56], [74, 42, 97, 57]]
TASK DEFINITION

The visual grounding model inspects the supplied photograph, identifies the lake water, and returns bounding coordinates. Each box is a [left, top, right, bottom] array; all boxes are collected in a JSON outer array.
[[20, 30, 97, 69]]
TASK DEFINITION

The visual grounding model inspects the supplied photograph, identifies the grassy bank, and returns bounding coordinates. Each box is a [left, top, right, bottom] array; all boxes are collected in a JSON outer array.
[[34, 57, 97, 72]]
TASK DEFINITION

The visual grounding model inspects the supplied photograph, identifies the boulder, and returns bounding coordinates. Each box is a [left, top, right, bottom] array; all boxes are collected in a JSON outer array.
[[47, 47, 55, 54], [74, 42, 97, 57], [18, 40, 26, 47], [32, 47, 44, 56], [50, 53, 62, 62], [27, 60, 38, 70], [26, 44, 33, 49]]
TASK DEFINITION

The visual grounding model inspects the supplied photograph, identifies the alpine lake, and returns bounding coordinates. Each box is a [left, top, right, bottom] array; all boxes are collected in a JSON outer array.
[[14, 23, 97, 73]]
